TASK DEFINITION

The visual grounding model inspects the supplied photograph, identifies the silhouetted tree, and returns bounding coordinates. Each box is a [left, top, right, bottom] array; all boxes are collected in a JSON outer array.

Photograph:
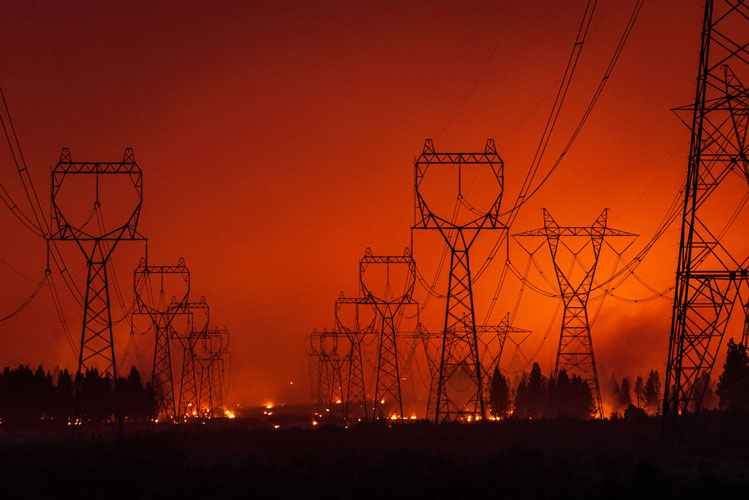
[[644, 370, 661, 414], [514, 363, 545, 419], [694, 370, 717, 411], [716, 339, 749, 414], [634, 376, 644, 408], [568, 374, 595, 419], [489, 367, 511, 418]]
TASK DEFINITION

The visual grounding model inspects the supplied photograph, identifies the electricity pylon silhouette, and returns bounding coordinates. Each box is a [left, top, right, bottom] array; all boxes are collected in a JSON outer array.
[[664, 0, 749, 426], [413, 139, 504, 423], [197, 327, 230, 418], [360, 247, 417, 420], [477, 313, 531, 410], [177, 298, 209, 420], [133, 258, 190, 422], [49, 148, 144, 417], [515, 209, 635, 418], [334, 293, 376, 422], [309, 328, 345, 423]]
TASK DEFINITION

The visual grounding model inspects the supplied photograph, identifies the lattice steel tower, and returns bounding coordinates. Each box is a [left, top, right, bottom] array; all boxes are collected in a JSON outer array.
[[664, 0, 749, 424], [309, 328, 346, 423], [477, 313, 531, 411], [50, 148, 144, 390], [197, 327, 230, 418], [334, 294, 375, 422], [515, 209, 635, 418], [360, 247, 416, 420], [413, 139, 504, 423], [178, 298, 209, 420], [133, 258, 190, 422]]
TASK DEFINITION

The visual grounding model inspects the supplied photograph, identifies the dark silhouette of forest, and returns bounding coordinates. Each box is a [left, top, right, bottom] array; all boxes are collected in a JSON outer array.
[[0, 364, 155, 425], [488, 340, 749, 421]]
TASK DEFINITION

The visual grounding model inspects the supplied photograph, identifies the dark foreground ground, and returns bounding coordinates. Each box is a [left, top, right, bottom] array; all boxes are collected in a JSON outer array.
[[0, 415, 748, 499]]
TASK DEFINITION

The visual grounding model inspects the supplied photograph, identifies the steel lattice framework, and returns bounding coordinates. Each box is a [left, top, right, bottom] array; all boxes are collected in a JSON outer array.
[[477, 313, 532, 410], [664, 0, 749, 423], [178, 298, 209, 420], [196, 327, 230, 418], [49, 148, 144, 394], [413, 138, 504, 423], [334, 294, 376, 422], [309, 328, 346, 423], [359, 247, 417, 420], [515, 209, 635, 418], [132, 258, 190, 422]]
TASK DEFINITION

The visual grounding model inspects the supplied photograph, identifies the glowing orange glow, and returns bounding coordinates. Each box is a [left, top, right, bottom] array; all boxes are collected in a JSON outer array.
[[0, 4, 716, 411]]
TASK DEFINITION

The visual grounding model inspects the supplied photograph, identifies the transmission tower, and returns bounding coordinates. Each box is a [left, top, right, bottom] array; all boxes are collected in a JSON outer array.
[[177, 298, 209, 420], [515, 209, 635, 418], [309, 328, 346, 423], [133, 258, 190, 422], [413, 138, 504, 423], [664, 0, 749, 423], [477, 313, 532, 410], [334, 294, 376, 422], [360, 247, 417, 420], [49, 148, 144, 404], [197, 327, 230, 418]]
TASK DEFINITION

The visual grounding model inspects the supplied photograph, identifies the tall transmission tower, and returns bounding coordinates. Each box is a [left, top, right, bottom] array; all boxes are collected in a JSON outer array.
[[360, 247, 417, 420], [413, 138, 504, 423], [309, 328, 346, 423], [132, 258, 190, 422], [49, 148, 144, 398], [177, 298, 209, 420], [334, 294, 375, 422], [477, 313, 532, 411], [197, 327, 230, 418], [515, 209, 635, 418], [664, 0, 749, 423]]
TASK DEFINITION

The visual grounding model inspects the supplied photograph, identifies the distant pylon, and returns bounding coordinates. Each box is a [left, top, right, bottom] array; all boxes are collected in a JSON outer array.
[[477, 313, 531, 410], [50, 148, 145, 418], [334, 294, 375, 422], [197, 327, 229, 418], [309, 328, 345, 423], [360, 247, 417, 420], [664, 0, 749, 425], [413, 139, 505, 423], [132, 258, 190, 422], [515, 209, 636, 418], [177, 298, 209, 420]]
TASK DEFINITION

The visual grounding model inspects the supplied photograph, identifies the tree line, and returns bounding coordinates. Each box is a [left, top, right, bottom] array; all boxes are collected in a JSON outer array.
[[0, 364, 156, 425], [488, 338, 749, 420], [489, 363, 597, 420]]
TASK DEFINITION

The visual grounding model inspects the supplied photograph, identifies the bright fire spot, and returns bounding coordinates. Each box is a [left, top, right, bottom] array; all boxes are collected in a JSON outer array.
[[390, 415, 398, 420], [224, 410, 236, 419], [312, 421, 318, 426], [265, 403, 274, 409], [410, 415, 417, 420], [273, 424, 280, 429], [335, 399, 342, 404], [380, 399, 385, 404]]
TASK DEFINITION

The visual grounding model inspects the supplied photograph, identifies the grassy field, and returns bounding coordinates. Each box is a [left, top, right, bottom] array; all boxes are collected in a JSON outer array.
[[0, 414, 747, 499]]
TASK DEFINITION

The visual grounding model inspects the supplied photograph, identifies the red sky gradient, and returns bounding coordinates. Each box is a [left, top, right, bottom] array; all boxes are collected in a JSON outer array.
[[0, 1, 725, 408]]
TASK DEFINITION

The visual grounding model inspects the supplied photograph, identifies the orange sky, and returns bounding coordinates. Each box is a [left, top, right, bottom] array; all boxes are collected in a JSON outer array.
[[0, 1, 726, 407]]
